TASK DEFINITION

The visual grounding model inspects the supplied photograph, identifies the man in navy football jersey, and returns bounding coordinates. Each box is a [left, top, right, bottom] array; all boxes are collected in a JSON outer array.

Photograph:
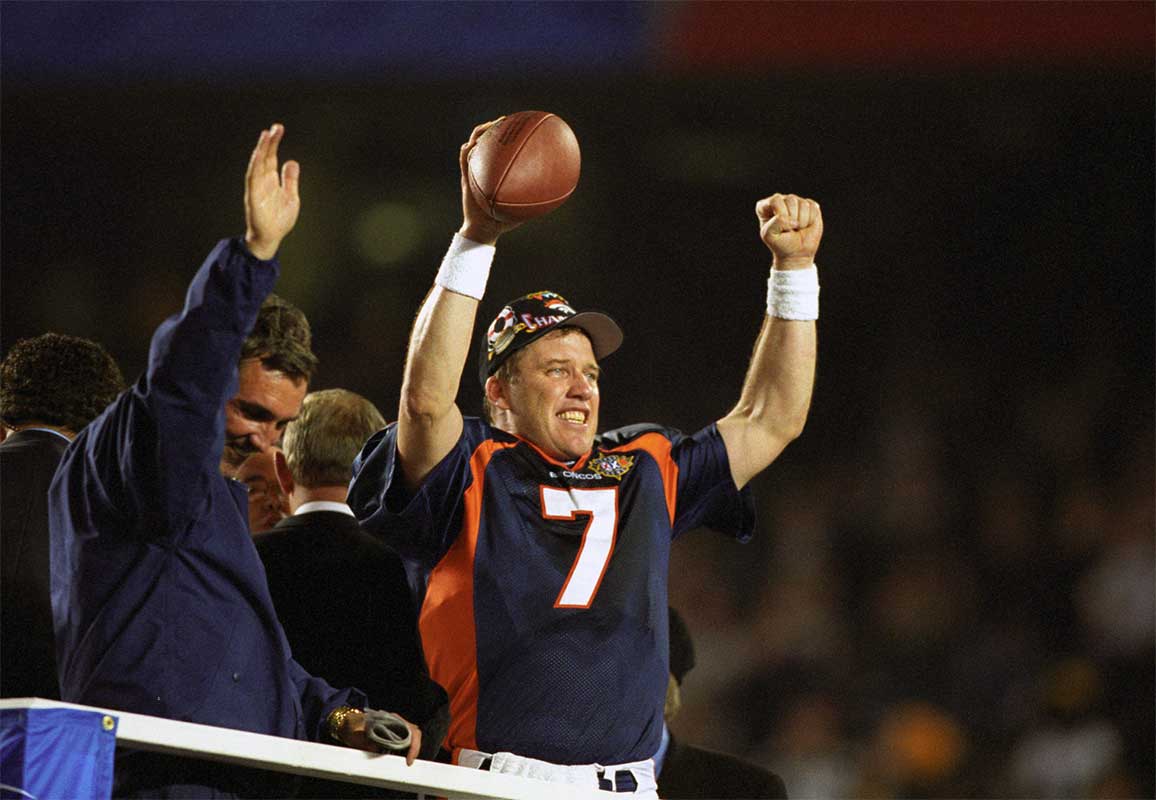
[[349, 119, 822, 797]]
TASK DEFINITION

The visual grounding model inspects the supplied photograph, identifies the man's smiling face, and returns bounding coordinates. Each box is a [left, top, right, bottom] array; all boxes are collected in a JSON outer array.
[[221, 358, 307, 477], [491, 328, 600, 462]]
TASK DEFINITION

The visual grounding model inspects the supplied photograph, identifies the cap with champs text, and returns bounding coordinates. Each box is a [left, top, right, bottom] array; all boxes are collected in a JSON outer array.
[[478, 290, 623, 387]]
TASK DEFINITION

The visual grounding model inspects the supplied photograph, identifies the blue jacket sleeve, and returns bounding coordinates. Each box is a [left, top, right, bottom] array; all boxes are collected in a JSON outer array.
[[65, 238, 279, 531], [289, 657, 368, 742]]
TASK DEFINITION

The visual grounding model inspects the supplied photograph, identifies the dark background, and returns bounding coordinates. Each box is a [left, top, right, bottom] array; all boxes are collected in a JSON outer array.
[[3, 3, 1152, 797]]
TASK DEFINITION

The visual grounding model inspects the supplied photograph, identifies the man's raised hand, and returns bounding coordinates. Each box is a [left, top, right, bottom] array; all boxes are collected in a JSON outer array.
[[457, 118, 522, 246], [244, 124, 301, 261], [757, 193, 823, 270]]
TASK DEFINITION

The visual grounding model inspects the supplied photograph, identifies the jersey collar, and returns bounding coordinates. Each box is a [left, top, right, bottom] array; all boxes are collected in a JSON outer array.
[[514, 433, 593, 472]]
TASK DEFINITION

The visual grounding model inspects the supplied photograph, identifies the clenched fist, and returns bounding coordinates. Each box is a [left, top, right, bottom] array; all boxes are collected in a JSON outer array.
[[756, 193, 823, 270]]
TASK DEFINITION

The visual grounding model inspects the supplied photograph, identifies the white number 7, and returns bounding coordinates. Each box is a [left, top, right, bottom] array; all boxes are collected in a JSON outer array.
[[541, 486, 619, 609]]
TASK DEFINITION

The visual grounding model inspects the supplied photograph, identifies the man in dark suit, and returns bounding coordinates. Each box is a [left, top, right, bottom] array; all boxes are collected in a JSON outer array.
[[0, 333, 124, 699], [656, 607, 789, 800], [256, 388, 449, 797]]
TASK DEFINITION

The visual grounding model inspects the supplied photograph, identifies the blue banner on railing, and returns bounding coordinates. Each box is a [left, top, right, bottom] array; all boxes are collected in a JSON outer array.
[[0, 708, 117, 800]]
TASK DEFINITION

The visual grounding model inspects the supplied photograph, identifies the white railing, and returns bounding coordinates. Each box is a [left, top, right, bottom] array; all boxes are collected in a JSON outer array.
[[0, 698, 610, 800]]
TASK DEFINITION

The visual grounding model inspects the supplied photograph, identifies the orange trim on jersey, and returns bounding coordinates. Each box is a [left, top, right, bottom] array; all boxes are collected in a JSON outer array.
[[419, 438, 517, 753], [602, 432, 678, 525]]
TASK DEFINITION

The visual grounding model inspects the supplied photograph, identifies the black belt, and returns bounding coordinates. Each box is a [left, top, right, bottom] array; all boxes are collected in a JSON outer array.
[[477, 759, 638, 793], [599, 769, 639, 793]]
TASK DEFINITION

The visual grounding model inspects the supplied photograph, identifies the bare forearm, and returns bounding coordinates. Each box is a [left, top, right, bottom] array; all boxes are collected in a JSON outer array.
[[718, 316, 816, 487], [401, 287, 477, 419], [718, 192, 823, 488], [396, 119, 518, 487], [396, 286, 475, 485]]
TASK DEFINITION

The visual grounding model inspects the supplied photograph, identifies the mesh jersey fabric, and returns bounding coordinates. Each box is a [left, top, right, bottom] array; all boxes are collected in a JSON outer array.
[[349, 417, 755, 765]]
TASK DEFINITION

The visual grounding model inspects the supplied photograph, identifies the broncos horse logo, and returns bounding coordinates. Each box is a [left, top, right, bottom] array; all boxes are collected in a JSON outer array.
[[525, 290, 576, 315]]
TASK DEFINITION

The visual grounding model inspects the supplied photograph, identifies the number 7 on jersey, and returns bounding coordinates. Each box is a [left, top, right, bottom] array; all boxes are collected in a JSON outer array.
[[540, 487, 619, 608]]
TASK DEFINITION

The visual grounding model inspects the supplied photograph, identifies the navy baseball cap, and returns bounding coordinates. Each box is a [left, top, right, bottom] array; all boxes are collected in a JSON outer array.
[[478, 290, 623, 387]]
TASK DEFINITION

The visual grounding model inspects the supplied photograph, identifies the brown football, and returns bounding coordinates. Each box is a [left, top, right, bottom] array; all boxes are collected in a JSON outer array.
[[467, 111, 581, 223]]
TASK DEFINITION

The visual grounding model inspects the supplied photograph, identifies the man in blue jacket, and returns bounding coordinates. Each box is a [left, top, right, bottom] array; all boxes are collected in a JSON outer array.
[[48, 124, 420, 797]]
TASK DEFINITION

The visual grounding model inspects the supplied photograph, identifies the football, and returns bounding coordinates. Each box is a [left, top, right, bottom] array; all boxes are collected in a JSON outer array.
[[467, 111, 581, 223]]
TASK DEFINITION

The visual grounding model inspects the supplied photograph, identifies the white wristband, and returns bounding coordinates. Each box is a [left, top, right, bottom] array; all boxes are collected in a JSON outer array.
[[434, 233, 495, 300], [768, 265, 820, 320]]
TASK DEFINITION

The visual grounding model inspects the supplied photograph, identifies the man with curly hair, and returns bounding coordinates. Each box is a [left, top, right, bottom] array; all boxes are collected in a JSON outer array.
[[1, 332, 124, 700]]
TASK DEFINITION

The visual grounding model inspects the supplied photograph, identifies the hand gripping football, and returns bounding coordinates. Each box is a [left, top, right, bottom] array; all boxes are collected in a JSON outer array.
[[467, 111, 581, 223]]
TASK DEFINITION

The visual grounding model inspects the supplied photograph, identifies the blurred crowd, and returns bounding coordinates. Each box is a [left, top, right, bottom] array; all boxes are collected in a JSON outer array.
[[670, 345, 1154, 798]]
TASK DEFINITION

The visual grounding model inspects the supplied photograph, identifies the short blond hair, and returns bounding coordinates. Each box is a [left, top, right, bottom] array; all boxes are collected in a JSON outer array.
[[282, 389, 386, 488]]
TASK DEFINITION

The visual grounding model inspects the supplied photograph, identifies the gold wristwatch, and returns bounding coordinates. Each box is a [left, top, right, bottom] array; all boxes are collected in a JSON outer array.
[[327, 705, 359, 743]]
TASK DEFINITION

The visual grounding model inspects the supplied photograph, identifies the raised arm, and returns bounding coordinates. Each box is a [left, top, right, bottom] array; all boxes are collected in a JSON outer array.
[[717, 193, 822, 489], [79, 125, 301, 519], [395, 121, 519, 487]]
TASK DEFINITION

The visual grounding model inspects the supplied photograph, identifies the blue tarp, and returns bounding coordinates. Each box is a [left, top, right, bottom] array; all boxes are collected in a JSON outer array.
[[1, 1, 653, 81], [0, 708, 116, 800]]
